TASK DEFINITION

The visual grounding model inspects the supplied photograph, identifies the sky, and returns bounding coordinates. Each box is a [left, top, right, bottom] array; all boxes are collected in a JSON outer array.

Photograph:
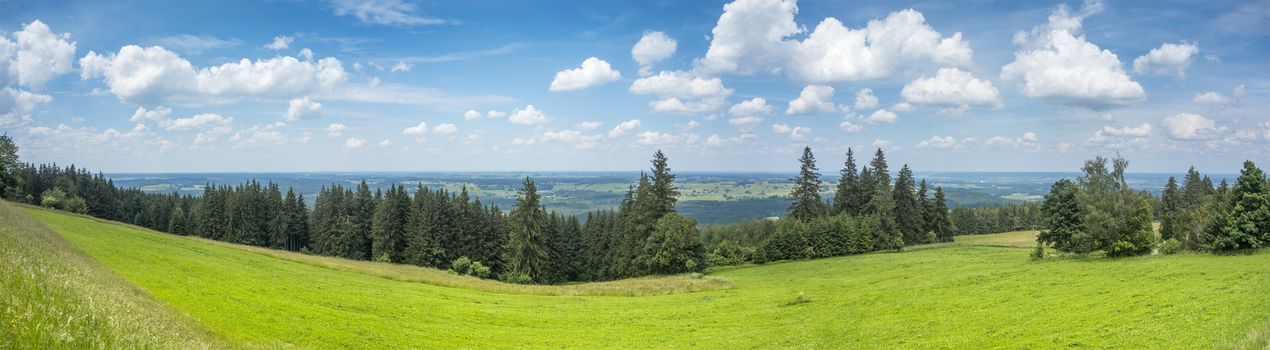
[[0, 0, 1266, 173]]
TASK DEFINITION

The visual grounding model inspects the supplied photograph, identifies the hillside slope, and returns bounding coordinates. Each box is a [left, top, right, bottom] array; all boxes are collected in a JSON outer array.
[[18, 204, 1270, 349]]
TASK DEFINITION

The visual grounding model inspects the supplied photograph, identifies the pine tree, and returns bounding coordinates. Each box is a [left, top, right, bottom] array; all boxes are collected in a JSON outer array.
[[505, 177, 549, 282], [649, 150, 679, 218], [788, 146, 823, 221], [371, 185, 411, 262], [870, 148, 891, 192], [932, 186, 953, 242], [833, 148, 863, 215], [1214, 161, 1270, 251], [1159, 176, 1183, 241], [893, 165, 924, 245]]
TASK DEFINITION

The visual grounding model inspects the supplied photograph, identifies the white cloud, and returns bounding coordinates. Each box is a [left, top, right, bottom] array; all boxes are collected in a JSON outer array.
[[1099, 123, 1152, 137], [1193, 84, 1246, 108], [864, 109, 897, 124], [378, 139, 392, 147], [917, 135, 965, 150], [891, 102, 914, 113], [839, 119, 862, 133], [463, 109, 482, 121], [486, 110, 506, 119], [329, 0, 449, 26], [772, 123, 811, 141], [785, 85, 840, 115], [285, 97, 322, 121], [5, 20, 77, 90], [0, 87, 52, 127], [431, 123, 458, 135], [162, 113, 232, 131], [509, 104, 551, 125], [577, 121, 602, 130], [549, 57, 621, 91], [129, 105, 171, 124], [696, 1, 970, 84], [1163, 113, 1225, 140], [696, 0, 799, 75], [632, 31, 677, 73], [635, 131, 681, 145], [854, 88, 879, 110], [729, 97, 773, 116], [390, 60, 411, 73], [630, 70, 731, 114], [327, 122, 347, 137], [1089, 123, 1151, 146], [608, 119, 641, 138], [298, 48, 314, 61], [728, 115, 763, 127], [155, 34, 242, 53], [402, 121, 428, 135], [986, 132, 1039, 149], [230, 123, 287, 148], [266, 36, 293, 50], [901, 67, 1002, 114], [1000, 1, 1145, 109], [343, 137, 366, 150], [789, 10, 972, 84], [80, 45, 347, 106], [1133, 41, 1199, 77]]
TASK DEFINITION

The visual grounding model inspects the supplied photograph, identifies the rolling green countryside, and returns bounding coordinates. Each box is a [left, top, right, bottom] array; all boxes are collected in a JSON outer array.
[[6, 202, 1269, 349]]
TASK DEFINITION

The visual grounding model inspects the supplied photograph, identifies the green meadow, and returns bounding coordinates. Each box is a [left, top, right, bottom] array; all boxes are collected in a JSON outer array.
[[6, 201, 1270, 349]]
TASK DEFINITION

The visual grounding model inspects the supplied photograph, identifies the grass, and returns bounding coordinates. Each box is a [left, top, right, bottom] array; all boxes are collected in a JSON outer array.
[[0, 201, 224, 349], [955, 230, 1041, 248], [19, 204, 1270, 348]]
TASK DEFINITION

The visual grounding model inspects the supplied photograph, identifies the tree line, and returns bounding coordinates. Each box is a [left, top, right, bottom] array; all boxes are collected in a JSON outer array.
[[1037, 156, 1270, 257]]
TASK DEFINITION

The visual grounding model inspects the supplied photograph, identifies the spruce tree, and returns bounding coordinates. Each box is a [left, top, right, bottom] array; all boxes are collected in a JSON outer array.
[[788, 146, 823, 221], [1159, 176, 1182, 241], [505, 177, 549, 282], [371, 185, 411, 262], [893, 165, 924, 245], [932, 186, 953, 242], [1214, 161, 1270, 251], [870, 148, 891, 192], [833, 148, 862, 215], [649, 150, 679, 218]]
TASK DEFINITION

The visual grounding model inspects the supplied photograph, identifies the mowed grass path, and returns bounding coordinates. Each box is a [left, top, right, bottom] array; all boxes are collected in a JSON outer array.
[[25, 206, 1270, 349]]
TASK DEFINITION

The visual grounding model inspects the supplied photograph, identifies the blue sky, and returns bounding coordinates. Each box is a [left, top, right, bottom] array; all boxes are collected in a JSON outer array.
[[0, 0, 1266, 173]]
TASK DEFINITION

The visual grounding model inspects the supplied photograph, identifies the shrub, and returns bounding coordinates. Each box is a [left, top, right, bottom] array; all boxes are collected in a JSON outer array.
[[783, 291, 811, 306], [64, 196, 89, 214], [374, 253, 391, 263], [1158, 239, 1183, 255], [469, 261, 491, 279], [1030, 242, 1046, 261], [502, 272, 533, 284], [451, 256, 472, 275]]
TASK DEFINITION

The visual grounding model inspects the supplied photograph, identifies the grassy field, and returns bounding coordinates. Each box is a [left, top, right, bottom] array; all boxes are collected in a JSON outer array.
[[12, 204, 1270, 348], [0, 201, 224, 349]]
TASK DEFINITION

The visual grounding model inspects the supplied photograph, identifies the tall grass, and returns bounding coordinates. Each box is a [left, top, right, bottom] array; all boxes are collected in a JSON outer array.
[[0, 201, 224, 349]]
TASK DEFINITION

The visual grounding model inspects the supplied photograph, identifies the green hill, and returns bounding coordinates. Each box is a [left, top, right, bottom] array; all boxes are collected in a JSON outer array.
[[5, 201, 1270, 349]]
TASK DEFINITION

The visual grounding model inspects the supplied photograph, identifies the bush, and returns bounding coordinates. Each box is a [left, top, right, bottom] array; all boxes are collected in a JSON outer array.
[[783, 291, 811, 306], [1030, 242, 1046, 261], [1158, 239, 1183, 255], [469, 261, 491, 279], [64, 196, 89, 214], [451, 256, 472, 275], [40, 188, 67, 209], [501, 272, 533, 284], [374, 253, 391, 263]]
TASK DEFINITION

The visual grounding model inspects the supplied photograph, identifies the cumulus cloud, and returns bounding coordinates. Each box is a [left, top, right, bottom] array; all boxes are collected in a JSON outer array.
[[1133, 41, 1199, 77], [696, 1, 971, 84], [839, 119, 862, 133], [630, 70, 732, 114], [431, 123, 458, 135], [1089, 123, 1151, 147], [329, 0, 449, 26], [265, 36, 293, 50], [129, 105, 171, 124], [854, 88, 878, 110], [463, 110, 481, 121], [632, 31, 676, 74], [577, 121, 602, 130], [285, 97, 322, 121], [917, 135, 966, 149], [162, 113, 233, 131], [1163, 113, 1225, 140], [608, 119, 641, 138], [635, 131, 685, 145], [901, 67, 1002, 114], [80, 45, 347, 106], [0, 87, 52, 126], [509, 104, 551, 125], [230, 123, 288, 148], [3, 20, 77, 90], [390, 60, 411, 73], [1193, 84, 1246, 108], [986, 132, 1039, 149], [1000, 1, 1145, 109], [772, 123, 811, 141], [864, 109, 897, 124], [327, 122, 347, 137], [155, 34, 242, 54], [729, 97, 773, 116], [402, 121, 428, 135], [728, 115, 763, 127], [785, 85, 840, 115], [550, 57, 621, 91], [485, 110, 506, 119], [343, 137, 366, 150]]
